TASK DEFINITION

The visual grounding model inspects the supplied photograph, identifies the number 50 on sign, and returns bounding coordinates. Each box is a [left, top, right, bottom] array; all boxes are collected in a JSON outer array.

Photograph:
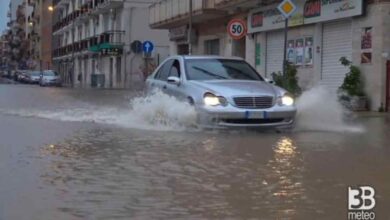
[[227, 19, 247, 40]]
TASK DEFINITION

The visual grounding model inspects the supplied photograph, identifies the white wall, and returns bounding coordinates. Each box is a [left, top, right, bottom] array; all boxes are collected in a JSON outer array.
[[352, 3, 390, 110]]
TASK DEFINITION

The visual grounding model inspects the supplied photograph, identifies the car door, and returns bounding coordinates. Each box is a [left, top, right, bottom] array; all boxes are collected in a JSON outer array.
[[165, 59, 187, 100], [147, 59, 174, 93]]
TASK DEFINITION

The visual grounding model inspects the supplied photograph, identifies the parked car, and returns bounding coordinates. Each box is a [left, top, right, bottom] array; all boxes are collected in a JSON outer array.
[[39, 70, 62, 87], [26, 71, 42, 84], [16, 70, 30, 83], [146, 56, 297, 128]]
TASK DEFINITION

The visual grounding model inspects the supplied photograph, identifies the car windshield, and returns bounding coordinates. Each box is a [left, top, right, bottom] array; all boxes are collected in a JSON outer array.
[[43, 71, 58, 76], [31, 71, 40, 76], [185, 59, 264, 81]]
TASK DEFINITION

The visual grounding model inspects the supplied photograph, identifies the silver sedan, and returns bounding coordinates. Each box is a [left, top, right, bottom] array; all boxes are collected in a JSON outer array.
[[146, 56, 297, 128]]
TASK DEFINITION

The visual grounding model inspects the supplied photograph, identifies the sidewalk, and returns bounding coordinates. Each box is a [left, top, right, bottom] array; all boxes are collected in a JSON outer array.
[[0, 77, 18, 84], [355, 111, 390, 118]]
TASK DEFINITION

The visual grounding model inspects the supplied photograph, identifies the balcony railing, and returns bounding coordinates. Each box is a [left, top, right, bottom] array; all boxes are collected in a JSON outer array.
[[214, 0, 260, 10], [53, 0, 123, 33], [53, 30, 124, 58], [149, 0, 226, 29]]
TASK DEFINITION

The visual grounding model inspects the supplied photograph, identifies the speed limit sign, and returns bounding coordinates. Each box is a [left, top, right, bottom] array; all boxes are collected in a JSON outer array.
[[227, 19, 247, 40]]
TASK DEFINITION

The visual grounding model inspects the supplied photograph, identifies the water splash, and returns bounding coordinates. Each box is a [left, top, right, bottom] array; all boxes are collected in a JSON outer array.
[[1, 91, 197, 131], [294, 86, 364, 133], [0, 86, 364, 133]]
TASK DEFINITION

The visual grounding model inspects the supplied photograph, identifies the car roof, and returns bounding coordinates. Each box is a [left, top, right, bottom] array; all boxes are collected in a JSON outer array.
[[169, 55, 245, 61]]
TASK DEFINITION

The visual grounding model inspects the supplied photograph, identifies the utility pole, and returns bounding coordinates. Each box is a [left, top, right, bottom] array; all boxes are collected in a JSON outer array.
[[188, 0, 192, 55], [282, 19, 288, 76], [71, 12, 75, 87]]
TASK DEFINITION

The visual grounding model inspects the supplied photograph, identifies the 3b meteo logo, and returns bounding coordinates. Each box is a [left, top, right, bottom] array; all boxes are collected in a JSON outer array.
[[348, 186, 376, 220]]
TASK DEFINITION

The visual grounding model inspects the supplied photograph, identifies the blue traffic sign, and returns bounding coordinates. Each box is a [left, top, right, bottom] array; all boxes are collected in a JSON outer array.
[[143, 41, 154, 53]]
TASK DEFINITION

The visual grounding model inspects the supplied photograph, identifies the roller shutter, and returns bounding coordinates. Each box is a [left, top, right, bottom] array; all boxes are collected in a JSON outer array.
[[266, 30, 284, 77], [321, 20, 352, 91]]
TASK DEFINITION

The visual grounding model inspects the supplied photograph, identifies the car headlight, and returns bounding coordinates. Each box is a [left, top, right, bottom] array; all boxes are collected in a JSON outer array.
[[278, 94, 294, 106], [204, 93, 227, 106]]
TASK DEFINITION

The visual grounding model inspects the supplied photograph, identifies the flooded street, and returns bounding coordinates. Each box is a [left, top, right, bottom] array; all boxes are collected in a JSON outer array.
[[0, 84, 389, 220]]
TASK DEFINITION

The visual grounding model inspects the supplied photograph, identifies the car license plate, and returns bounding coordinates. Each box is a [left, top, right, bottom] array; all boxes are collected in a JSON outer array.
[[245, 111, 267, 119]]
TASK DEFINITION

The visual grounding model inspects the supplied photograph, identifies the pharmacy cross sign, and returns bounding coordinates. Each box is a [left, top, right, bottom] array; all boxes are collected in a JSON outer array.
[[277, 0, 297, 19]]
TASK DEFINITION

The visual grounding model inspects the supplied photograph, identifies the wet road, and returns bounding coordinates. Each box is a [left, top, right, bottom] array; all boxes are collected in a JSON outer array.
[[0, 83, 389, 220]]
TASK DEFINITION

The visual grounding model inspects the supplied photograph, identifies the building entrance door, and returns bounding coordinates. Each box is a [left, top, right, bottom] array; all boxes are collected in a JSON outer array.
[[232, 37, 246, 58]]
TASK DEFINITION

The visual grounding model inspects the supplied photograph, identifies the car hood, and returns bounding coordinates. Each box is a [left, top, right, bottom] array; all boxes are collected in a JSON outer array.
[[43, 76, 59, 80], [188, 80, 282, 97]]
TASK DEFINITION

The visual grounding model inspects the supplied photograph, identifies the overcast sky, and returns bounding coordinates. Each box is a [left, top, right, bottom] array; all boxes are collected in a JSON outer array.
[[0, 0, 11, 33]]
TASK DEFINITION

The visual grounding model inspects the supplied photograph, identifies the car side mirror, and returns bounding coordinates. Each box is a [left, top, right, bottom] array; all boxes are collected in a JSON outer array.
[[265, 78, 275, 85], [167, 76, 180, 85]]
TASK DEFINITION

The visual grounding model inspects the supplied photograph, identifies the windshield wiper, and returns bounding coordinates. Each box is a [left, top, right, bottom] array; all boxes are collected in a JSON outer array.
[[222, 65, 261, 80], [192, 66, 228, 79]]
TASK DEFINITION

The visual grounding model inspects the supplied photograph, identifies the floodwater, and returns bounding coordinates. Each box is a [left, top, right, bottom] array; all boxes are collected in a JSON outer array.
[[0, 84, 389, 220]]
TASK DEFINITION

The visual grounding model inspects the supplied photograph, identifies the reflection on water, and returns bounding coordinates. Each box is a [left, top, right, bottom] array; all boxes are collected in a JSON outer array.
[[36, 130, 319, 219], [265, 137, 305, 218]]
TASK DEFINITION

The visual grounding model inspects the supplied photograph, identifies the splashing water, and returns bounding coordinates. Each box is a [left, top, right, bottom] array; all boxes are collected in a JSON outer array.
[[0, 86, 364, 133], [1, 91, 198, 131], [294, 86, 364, 133]]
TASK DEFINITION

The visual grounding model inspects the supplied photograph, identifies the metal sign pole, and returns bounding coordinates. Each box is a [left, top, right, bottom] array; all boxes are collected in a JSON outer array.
[[283, 19, 288, 76], [188, 0, 193, 55]]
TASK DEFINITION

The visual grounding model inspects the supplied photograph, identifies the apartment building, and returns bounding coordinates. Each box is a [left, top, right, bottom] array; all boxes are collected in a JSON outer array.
[[5, 0, 33, 69], [27, 0, 53, 70], [52, 0, 170, 88], [149, 0, 390, 111]]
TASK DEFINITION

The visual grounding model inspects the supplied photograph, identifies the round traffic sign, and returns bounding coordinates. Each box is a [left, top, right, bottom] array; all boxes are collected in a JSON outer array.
[[227, 19, 247, 40]]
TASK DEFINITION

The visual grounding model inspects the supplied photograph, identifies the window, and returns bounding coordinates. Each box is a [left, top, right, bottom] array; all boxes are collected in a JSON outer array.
[[155, 60, 174, 81], [168, 60, 181, 78], [185, 59, 263, 81], [204, 39, 220, 55]]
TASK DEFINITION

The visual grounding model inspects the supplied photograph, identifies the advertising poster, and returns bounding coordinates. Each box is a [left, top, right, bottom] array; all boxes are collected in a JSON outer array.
[[361, 27, 372, 50], [304, 37, 313, 65], [295, 38, 304, 66], [287, 40, 295, 64], [361, 52, 372, 64]]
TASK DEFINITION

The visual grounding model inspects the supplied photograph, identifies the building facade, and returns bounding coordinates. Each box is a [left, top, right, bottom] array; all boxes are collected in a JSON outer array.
[[3, 0, 34, 70], [149, 0, 390, 111], [28, 0, 53, 70], [52, 0, 170, 88]]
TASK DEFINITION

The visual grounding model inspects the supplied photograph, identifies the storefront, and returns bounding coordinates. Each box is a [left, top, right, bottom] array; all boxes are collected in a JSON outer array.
[[248, 0, 363, 89], [247, 0, 390, 110], [168, 16, 247, 58]]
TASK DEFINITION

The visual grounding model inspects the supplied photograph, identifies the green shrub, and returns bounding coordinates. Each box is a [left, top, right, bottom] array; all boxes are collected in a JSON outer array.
[[271, 63, 302, 97], [339, 57, 365, 97]]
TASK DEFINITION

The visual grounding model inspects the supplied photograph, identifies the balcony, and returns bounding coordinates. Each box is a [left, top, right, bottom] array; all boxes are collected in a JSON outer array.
[[149, 0, 226, 29], [92, 0, 124, 14], [53, 9, 83, 34], [214, 0, 263, 9], [53, 0, 123, 34], [55, 0, 71, 8], [53, 30, 124, 59], [88, 30, 125, 53]]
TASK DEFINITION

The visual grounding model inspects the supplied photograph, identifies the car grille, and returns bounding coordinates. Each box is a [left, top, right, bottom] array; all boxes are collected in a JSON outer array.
[[222, 118, 284, 124], [233, 96, 274, 109]]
